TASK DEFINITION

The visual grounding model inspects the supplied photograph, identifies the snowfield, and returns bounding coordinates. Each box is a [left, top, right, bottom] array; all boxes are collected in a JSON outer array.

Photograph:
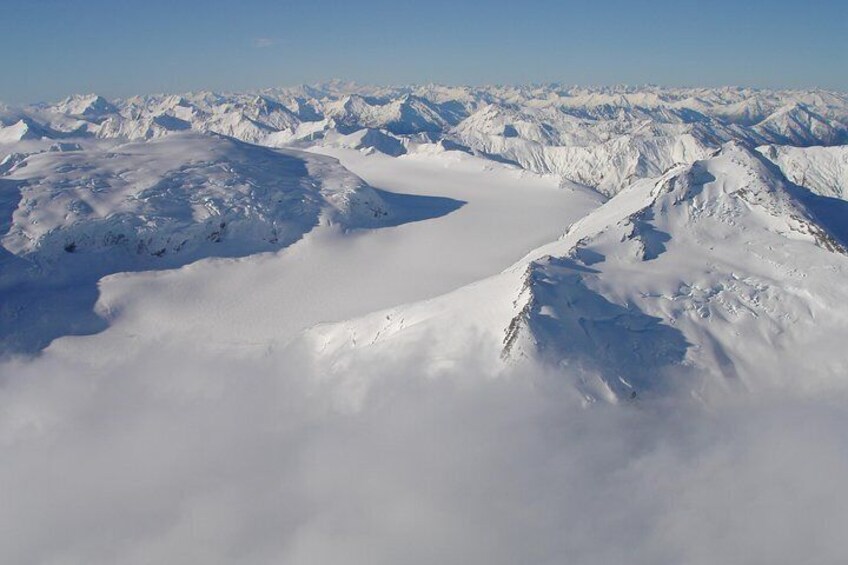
[[3, 133, 393, 262], [304, 142, 848, 403], [2, 83, 848, 564]]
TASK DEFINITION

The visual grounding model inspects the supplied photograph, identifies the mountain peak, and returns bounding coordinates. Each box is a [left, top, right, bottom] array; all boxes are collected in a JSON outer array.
[[53, 93, 117, 119]]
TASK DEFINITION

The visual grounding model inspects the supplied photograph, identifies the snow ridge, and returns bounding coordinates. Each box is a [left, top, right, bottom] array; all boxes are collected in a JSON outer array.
[[303, 142, 848, 402], [5, 84, 848, 196]]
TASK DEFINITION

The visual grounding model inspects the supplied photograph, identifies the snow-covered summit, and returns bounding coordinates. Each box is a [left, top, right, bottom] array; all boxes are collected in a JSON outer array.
[[304, 142, 848, 401], [53, 94, 118, 120], [2, 132, 392, 270], [6, 84, 846, 196], [0, 120, 42, 144]]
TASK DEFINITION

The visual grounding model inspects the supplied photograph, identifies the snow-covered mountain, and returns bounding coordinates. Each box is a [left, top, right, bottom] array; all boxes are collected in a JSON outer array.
[[0, 132, 394, 354], [3, 83, 848, 564], [5, 84, 848, 196], [760, 144, 848, 199], [2, 83, 848, 394], [302, 142, 848, 402], [2, 132, 391, 268]]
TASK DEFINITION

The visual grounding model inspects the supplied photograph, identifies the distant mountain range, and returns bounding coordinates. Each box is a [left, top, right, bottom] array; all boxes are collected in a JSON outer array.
[[3, 84, 847, 197]]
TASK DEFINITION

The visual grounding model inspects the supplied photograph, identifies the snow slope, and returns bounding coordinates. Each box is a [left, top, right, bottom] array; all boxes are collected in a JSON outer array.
[[303, 142, 848, 402], [0, 133, 398, 354], [35, 148, 600, 359], [760, 144, 848, 199], [3, 84, 848, 388], [3, 132, 392, 266], [3, 84, 848, 387]]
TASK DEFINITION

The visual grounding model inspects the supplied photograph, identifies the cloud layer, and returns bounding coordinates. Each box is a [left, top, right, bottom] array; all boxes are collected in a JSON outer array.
[[2, 337, 847, 565]]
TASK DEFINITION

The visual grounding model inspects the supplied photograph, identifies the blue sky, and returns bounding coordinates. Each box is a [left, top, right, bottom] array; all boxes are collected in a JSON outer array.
[[3, 0, 846, 103]]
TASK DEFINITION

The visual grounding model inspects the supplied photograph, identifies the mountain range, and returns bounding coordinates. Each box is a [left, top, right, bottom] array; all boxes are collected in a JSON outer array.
[[2, 83, 848, 400]]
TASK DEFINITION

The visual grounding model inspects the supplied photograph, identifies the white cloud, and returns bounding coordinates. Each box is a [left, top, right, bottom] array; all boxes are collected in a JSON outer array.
[[253, 37, 275, 48], [2, 337, 848, 564]]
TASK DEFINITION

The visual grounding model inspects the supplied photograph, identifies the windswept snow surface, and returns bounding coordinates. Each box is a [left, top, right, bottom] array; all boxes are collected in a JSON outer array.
[[37, 148, 601, 356], [304, 142, 848, 403], [3, 84, 848, 564], [0, 133, 405, 354]]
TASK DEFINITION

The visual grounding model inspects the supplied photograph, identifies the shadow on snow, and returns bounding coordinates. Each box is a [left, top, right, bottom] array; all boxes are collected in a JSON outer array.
[[0, 186, 465, 357]]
